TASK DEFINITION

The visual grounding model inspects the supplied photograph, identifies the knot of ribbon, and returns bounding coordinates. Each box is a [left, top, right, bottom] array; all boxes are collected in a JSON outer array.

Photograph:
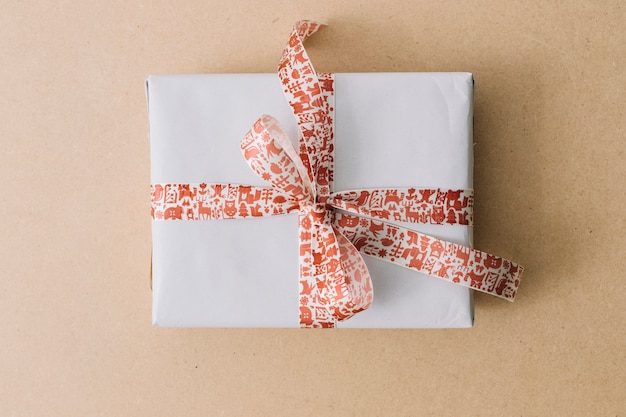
[[151, 20, 524, 328]]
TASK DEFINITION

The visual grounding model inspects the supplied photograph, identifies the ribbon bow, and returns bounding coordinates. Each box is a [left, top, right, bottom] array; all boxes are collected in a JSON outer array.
[[151, 20, 524, 328], [241, 115, 374, 327]]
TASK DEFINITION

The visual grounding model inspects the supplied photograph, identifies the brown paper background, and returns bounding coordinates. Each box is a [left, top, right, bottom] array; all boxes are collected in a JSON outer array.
[[1, 1, 624, 415]]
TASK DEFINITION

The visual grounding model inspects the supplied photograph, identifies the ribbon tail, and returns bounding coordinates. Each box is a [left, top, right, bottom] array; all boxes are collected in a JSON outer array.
[[278, 21, 331, 187], [298, 214, 374, 328], [333, 226, 374, 315], [333, 212, 523, 301]]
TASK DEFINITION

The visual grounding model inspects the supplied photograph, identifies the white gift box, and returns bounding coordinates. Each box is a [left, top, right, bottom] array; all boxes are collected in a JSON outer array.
[[148, 72, 475, 328]]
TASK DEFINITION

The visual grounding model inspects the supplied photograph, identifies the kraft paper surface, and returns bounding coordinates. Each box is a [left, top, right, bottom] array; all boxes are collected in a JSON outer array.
[[0, 1, 624, 415]]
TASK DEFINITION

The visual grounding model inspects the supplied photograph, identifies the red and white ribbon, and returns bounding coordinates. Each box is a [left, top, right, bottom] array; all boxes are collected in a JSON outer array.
[[151, 21, 524, 328]]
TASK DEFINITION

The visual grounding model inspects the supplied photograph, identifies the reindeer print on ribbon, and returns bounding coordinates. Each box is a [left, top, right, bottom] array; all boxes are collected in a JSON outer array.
[[151, 21, 524, 328]]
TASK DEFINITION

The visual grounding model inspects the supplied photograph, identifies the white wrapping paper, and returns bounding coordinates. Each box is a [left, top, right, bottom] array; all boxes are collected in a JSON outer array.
[[148, 72, 475, 328]]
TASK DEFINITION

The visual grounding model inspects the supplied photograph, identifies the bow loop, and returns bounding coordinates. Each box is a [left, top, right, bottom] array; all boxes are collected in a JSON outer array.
[[241, 116, 315, 205]]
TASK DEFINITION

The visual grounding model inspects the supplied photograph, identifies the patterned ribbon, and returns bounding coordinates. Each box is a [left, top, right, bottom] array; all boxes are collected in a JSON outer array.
[[151, 21, 524, 328]]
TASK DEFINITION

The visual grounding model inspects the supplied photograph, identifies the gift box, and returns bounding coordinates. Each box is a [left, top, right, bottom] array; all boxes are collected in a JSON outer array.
[[148, 21, 521, 328]]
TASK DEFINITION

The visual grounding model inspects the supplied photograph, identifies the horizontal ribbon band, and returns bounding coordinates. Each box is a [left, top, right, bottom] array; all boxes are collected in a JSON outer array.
[[151, 183, 473, 225]]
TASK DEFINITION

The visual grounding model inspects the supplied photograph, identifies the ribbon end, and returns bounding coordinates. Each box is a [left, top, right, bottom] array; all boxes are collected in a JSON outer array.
[[296, 19, 328, 27], [293, 20, 327, 39]]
